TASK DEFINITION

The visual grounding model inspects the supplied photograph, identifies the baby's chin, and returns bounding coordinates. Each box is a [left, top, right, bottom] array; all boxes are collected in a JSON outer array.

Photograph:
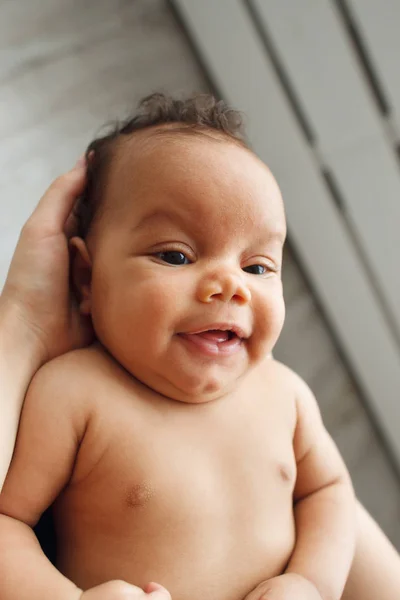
[[147, 374, 240, 404], [129, 365, 247, 405]]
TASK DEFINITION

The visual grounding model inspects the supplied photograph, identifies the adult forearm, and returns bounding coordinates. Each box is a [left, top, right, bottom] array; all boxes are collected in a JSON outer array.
[[287, 479, 356, 600], [342, 500, 400, 600], [0, 301, 43, 490], [0, 514, 81, 600]]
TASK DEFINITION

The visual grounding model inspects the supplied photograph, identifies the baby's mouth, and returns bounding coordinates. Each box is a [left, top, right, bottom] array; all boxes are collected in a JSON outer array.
[[178, 328, 245, 357], [193, 330, 237, 343]]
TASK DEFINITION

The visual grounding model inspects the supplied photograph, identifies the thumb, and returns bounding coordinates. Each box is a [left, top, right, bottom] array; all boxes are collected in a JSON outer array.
[[145, 582, 171, 598]]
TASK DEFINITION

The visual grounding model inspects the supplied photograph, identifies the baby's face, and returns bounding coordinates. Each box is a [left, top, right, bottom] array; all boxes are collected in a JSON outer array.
[[83, 132, 286, 403]]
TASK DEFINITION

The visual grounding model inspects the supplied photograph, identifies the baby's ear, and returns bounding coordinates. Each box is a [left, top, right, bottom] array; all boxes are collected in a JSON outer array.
[[69, 237, 92, 315]]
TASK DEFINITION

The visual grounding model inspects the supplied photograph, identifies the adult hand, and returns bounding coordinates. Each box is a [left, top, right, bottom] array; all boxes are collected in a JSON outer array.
[[1, 159, 94, 367]]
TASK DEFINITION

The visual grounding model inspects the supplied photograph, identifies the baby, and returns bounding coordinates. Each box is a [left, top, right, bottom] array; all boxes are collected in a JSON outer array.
[[0, 94, 355, 600]]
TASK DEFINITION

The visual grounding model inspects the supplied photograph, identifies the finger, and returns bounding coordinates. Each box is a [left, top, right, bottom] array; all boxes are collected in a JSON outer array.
[[145, 582, 171, 599], [26, 160, 87, 235], [64, 203, 79, 238], [144, 583, 166, 594]]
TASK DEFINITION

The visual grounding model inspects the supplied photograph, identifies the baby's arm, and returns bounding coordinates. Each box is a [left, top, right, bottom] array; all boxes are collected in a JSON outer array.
[[245, 371, 355, 600], [0, 359, 88, 600], [286, 375, 356, 598]]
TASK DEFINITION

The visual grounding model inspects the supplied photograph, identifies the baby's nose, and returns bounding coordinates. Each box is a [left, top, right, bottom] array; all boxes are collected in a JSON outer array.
[[197, 271, 251, 304]]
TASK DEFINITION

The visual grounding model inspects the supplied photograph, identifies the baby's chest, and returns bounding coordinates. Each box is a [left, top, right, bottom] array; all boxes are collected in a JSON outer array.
[[65, 405, 296, 532]]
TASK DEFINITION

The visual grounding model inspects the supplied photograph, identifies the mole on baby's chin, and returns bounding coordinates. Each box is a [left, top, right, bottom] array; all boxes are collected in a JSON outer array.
[[125, 483, 155, 508]]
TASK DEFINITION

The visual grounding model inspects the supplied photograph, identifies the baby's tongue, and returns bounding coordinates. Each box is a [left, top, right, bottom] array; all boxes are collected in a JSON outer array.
[[196, 330, 230, 342]]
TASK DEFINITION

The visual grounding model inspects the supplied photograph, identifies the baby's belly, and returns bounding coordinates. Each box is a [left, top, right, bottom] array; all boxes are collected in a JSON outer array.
[[54, 478, 295, 600]]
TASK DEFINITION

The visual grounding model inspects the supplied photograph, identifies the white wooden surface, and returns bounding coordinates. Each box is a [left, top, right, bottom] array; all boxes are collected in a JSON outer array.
[[171, 0, 400, 469], [346, 0, 400, 141]]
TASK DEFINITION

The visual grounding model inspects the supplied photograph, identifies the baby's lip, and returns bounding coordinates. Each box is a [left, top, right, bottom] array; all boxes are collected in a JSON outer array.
[[182, 323, 250, 340]]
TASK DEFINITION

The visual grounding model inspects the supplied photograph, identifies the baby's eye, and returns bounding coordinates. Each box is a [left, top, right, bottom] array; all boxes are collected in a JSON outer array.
[[243, 264, 267, 275], [156, 251, 191, 265]]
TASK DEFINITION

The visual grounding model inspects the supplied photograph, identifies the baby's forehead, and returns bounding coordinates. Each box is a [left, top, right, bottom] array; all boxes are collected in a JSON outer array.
[[99, 129, 285, 238], [108, 127, 275, 193], [111, 125, 247, 172]]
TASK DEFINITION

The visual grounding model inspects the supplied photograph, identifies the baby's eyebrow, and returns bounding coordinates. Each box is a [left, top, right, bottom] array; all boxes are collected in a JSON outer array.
[[251, 226, 287, 247], [269, 228, 287, 244], [134, 208, 286, 246], [134, 209, 186, 232]]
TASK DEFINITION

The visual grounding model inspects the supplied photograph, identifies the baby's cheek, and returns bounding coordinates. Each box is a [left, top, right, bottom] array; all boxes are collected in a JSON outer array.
[[258, 292, 285, 353], [273, 295, 286, 337], [90, 273, 113, 331], [143, 279, 189, 317], [90, 270, 138, 344]]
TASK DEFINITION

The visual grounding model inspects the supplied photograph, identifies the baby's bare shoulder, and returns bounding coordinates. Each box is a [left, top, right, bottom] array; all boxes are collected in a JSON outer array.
[[26, 345, 108, 415], [32, 346, 93, 386], [251, 358, 304, 433], [266, 359, 318, 410], [259, 356, 303, 395]]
